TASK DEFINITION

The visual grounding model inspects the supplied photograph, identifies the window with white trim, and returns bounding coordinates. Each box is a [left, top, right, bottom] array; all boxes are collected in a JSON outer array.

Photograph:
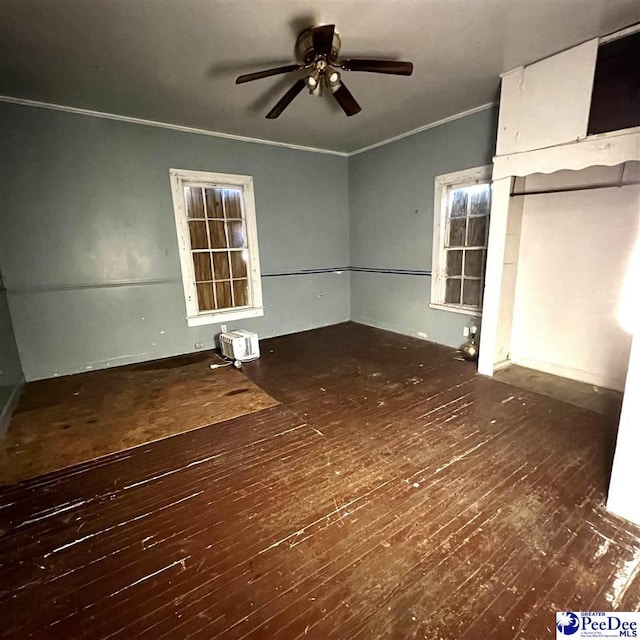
[[431, 166, 491, 315], [169, 169, 263, 327]]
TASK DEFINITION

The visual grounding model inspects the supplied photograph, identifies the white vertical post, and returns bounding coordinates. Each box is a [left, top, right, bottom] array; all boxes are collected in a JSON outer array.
[[478, 176, 513, 375], [607, 335, 640, 527], [608, 225, 640, 525]]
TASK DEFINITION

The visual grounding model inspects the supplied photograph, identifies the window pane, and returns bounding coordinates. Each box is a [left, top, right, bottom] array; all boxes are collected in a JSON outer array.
[[215, 281, 233, 309], [185, 187, 205, 218], [230, 250, 248, 279], [224, 189, 243, 218], [196, 283, 215, 311], [227, 221, 246, 248], [233, 279, 249, 307], [450, 189, 468, 218], [192, 252, 212, 281], [213, 252, 230, 280], [205, 188, 224, 218], [448, 218, 466, 247], [446, 250, 463, 276], [462, 279, 482, 307], [464, 250, 484, 277], [209, 221, 227, 249], [469, 185, 490, 216], [445, 278, 461, 304], [188, 221, 209, 249], [467, 216, 488, 247]]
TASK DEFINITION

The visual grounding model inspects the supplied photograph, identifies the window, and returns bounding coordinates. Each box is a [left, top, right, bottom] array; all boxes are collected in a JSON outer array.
[[431, 166, 491, 315], [588, 31, 640, 135], [169, 169, 263, 327]]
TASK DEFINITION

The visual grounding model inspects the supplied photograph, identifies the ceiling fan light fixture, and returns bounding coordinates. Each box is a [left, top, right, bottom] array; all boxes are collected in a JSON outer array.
[[237, 23, 414, 118], [327, 70, 341, 87], [305, 73, 323, 96]]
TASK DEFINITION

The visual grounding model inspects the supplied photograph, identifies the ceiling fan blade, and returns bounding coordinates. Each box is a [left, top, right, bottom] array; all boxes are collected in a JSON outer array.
[[332, 83, 362, 117], [312, 24, 335, 58], [266, 78, 306, 119], [340, 59, 414, 76], [236, 64, 301, 84]]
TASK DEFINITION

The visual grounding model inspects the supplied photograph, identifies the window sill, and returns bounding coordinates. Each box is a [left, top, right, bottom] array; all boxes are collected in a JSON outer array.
[[187, 306, 264, 327], [429, 303, 482, 318]]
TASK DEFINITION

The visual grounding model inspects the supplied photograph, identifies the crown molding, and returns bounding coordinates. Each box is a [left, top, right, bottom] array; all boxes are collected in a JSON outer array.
[[0, 94, 497, 157], [600, 21, 640, 44], [0, 95, 349, 157], [348, 102, 497, 156]]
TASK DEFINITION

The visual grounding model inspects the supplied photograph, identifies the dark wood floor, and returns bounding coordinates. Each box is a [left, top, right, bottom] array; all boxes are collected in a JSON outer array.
[[494, 364, 623, 418], [1, 322, 639, 639]]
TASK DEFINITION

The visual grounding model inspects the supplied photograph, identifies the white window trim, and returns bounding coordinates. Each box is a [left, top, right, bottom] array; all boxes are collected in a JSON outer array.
[[430, 165, 492, 317], [169, 168, 264, 327]]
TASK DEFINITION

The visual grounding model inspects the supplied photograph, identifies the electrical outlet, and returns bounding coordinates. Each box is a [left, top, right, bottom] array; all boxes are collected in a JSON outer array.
[[195, 342, 204, 349], [221, 324, 227, 333]]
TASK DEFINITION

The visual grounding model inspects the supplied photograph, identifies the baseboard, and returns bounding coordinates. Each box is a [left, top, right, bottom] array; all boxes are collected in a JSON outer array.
[[351, 316, 414, 340], [25, 316, 353, 381], [0, 378, 24, 437], [492, 359, 512, 372], [509, 355, 625, 392], [351, 317, 441, 346]]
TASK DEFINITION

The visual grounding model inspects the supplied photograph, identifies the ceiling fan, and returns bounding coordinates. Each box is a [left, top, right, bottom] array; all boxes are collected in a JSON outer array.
[[235, 24, 414, 118]]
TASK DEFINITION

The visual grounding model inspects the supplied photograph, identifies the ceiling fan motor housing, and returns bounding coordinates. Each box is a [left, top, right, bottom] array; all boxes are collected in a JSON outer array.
[[295, 26, 341, 64]]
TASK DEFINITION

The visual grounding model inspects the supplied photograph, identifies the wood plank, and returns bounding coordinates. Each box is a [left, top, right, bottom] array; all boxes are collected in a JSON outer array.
[[1, 322, 638, 640]]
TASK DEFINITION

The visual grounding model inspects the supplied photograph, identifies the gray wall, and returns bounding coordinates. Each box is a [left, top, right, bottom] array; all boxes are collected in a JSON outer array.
[[0, 102, 497, 382], [0, 103, 349, 380], [348, 108, 498, 347], [0, 269, 24, 433]]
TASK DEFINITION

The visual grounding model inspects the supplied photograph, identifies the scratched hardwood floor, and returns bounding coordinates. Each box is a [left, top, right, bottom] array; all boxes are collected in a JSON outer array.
[[1, 322, 639, 639]]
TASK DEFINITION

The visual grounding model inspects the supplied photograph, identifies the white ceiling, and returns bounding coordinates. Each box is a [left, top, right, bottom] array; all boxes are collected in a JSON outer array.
[[1, 0, 638, 153]]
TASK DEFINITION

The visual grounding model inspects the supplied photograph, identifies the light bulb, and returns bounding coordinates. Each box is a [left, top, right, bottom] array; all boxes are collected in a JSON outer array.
[[327, 71, 341, 86]]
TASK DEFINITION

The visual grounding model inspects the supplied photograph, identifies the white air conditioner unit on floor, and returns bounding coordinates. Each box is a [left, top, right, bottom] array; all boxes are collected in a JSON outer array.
[[219, 330, 260, 362]]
